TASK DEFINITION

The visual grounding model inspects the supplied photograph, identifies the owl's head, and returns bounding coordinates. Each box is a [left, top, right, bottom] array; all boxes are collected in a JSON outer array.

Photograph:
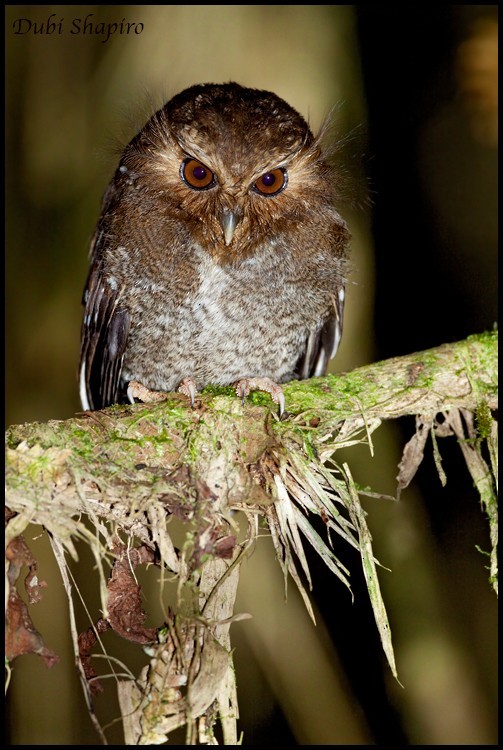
[[121, 83, 344, 262]]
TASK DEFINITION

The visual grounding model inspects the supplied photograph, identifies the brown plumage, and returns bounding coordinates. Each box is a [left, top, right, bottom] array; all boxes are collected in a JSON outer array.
[[79, 82, 350, 413]]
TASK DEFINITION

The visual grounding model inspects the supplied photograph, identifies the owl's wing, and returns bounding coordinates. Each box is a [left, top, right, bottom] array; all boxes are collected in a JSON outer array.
[[79, 178, 131, 411], [79, 259, 130, 411], [296, 287, 345, 379]]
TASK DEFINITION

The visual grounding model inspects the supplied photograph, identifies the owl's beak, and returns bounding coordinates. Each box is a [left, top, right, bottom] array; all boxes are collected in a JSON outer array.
[[221, 207, 239, 246]]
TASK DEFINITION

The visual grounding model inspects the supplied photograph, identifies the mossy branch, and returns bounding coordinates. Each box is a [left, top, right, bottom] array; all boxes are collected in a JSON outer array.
[[5, 331, 498, 744]]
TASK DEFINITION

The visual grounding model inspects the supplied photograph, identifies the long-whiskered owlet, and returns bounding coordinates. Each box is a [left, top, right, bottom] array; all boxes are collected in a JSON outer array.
[[79, 82, 350, 414]]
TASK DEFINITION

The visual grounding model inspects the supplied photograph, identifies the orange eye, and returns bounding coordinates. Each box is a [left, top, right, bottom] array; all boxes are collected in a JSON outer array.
[[180, 158, 215, 190], [253, 168, 287, 196]]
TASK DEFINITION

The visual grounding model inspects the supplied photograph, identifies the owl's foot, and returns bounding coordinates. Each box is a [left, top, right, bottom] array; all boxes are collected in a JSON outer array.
[[234, 377, 285, 417], [127, 379, 198, 408], [127, 381, 168, 404], [178, 377, 198, 408]]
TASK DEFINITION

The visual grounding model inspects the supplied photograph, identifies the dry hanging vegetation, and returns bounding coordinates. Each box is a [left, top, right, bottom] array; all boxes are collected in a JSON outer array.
[[5, 331, 498, 744]]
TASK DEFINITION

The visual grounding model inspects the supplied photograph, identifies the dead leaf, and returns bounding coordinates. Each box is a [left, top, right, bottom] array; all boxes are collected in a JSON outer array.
[[396, 415, 433, 497]]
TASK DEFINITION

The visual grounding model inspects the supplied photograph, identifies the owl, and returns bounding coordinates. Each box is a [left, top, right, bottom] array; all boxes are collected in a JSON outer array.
[[79, 82, 350, 415]]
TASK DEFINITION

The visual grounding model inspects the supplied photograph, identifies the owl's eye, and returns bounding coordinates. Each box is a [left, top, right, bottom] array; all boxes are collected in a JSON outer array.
[[180, 158, 215, 190], [253, 168, 288, 197]]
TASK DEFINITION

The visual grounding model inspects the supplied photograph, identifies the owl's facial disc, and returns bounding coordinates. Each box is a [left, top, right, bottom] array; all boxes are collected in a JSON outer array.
[[175, 143, 294, 249]]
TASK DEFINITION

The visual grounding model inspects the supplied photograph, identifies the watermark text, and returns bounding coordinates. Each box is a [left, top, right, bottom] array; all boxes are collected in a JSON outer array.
[[12, 13, 144, 44]]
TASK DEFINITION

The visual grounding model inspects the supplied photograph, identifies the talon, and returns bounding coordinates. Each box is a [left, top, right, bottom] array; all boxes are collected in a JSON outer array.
[[276, 390, 285, 419], [235, 379, 250, 406], [126, 383, 137, 405], [178, 377, 198, 408]]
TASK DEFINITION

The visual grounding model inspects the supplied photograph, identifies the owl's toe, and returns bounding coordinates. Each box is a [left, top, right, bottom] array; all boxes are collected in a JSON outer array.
[[178, 377, 198, 408], [234, 377, 285, 417], [127, 381, 168, 404]]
